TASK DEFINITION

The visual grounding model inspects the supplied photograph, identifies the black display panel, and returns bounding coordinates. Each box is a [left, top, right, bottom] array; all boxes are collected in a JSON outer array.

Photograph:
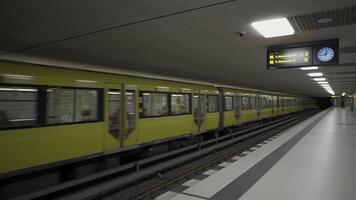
[[267, 39, 339, 69], [268, 47, 312, 68]]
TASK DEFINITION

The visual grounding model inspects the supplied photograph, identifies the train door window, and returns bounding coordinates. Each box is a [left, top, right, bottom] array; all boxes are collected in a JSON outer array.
[[141, 92, 168, 117], [200, 95, 206, 116], [108, 90, 121, 137], [207, 95, 219, 112], [279, 98, 283, 107], [261, 96, 272, 108], [0, 86, 38, 129], [126, 91, 136, 133], [47, 88, 75, 124], [74, 89, 98, 122], [193, 95, 198, 118], [260, 97, 266, 108], [224, 96, 233, 111], [171, 93, 190, 115], [249, 96, 256, 109], [241, 96, 249, 110], [273, 96, 278, 108]]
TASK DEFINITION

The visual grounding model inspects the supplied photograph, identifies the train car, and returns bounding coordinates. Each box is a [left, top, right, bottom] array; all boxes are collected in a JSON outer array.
[[0, 60, 316, 182]]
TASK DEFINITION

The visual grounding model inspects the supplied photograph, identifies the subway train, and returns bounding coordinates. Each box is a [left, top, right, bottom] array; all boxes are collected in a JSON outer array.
[[0, 60, 316, 178]]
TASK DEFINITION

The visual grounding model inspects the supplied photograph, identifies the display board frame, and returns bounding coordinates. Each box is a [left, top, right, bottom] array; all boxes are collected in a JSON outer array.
[[267, 39, 339, 70]]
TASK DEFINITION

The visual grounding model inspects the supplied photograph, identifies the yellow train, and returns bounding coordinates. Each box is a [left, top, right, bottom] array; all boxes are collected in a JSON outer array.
[[0, 60, 315, 177]]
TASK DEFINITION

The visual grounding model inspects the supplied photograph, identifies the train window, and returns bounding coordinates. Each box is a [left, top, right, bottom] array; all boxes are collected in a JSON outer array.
[[75, 90, 98, 122], [47, 88, 99, 124], [260, 96, 272, 108], [273, 96, 278, 107], [224, 96, 233, 111], [142, 92, 168, 117], [0, 86, 38, 129], [171, 94, 190, 115], [47, 88, 75, 124], [207, 95, 219, 112], [249, 97, 256, 109], [279, 98, 284, 107], [108, 90, 120, 138], [241, 96, 249, 110]]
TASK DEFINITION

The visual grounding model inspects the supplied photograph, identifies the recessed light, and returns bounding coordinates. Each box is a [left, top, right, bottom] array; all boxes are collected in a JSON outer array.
[[251, 18, 295, 38], [342, 92, 346, 96], [317, 18, 333, 24], [300, 66, 319, 70], [308, 72, 323, 77], [314, 78, 326, 81], [317, 81, 328, 84]]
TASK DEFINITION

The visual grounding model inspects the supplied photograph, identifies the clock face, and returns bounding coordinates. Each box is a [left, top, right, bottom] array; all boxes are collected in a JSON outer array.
[[317, 47, 335, 62]]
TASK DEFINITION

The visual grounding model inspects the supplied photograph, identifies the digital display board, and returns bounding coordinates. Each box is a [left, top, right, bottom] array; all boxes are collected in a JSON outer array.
[[267, 39, 339, 69], [268, 47, 312, 68]]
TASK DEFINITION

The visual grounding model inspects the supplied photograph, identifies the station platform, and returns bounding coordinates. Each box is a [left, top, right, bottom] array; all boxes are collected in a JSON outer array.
[[155, 108, 356, 200]]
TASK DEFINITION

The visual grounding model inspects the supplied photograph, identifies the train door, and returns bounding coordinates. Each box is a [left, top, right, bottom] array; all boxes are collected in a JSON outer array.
[[105, 83, 138, 151], [234, 94, 241, 124], [193, 92, 206, 133], [123, 85, 138, 147], [272, 96, 278, 116]]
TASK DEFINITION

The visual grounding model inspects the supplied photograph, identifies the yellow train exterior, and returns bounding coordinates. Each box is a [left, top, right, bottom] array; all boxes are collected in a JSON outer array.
[[0, 61, 316, 174]]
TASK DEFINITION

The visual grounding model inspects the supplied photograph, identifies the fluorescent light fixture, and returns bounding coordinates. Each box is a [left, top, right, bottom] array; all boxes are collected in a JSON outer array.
[[77, 80, 97, 83], [1, 74, 34, 80], [314, 78, 326, 81], [308, 72, 323, 77], [342, 92, 346, 96], [108, 92, 120, 95], [251, 18, 295, 38], [0, 87, 37, 92], [300, 66, 318, 70], [317, 81, 328, 84]]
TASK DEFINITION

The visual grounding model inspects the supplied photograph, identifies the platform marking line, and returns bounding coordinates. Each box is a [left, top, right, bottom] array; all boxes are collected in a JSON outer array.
[[155, 191, 179, 200], [218, 162, 231, 167], [202, 169, 217, 176], [170, 192, 210, 200], [231, 156, 242, 160], [182, 179, 201, 187]]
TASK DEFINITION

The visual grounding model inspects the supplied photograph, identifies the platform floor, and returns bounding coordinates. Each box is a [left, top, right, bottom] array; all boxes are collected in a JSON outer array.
[[155, 108, 356, 200]]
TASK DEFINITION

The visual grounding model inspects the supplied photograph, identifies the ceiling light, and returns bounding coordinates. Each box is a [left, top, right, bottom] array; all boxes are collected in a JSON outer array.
[[314, 78, 326, 81], [317, 18, 333, 24], [317, 81, 328, 84], [308, 72, 323, 77], [300, 66, 319, 70], [251, 18, 295, 38], [342, 92, 346, 96]]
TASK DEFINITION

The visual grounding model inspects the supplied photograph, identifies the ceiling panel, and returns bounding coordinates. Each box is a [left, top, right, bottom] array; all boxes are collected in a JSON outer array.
[[0, 0, 356, 97]]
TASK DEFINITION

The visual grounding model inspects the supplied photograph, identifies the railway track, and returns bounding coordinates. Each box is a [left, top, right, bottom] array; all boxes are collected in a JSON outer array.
[[14, 110, 318, 200]]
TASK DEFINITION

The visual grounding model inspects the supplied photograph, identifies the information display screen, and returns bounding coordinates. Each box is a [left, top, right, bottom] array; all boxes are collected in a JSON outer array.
[[267, 39, 339, 70], [268, 47, 312, 68]]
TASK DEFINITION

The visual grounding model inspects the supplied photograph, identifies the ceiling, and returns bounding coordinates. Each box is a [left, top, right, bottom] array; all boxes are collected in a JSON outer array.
[[0, 0, 356, 97]]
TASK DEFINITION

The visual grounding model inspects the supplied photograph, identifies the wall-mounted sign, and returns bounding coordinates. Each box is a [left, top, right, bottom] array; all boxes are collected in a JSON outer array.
[[267, 39, 339, 69]]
